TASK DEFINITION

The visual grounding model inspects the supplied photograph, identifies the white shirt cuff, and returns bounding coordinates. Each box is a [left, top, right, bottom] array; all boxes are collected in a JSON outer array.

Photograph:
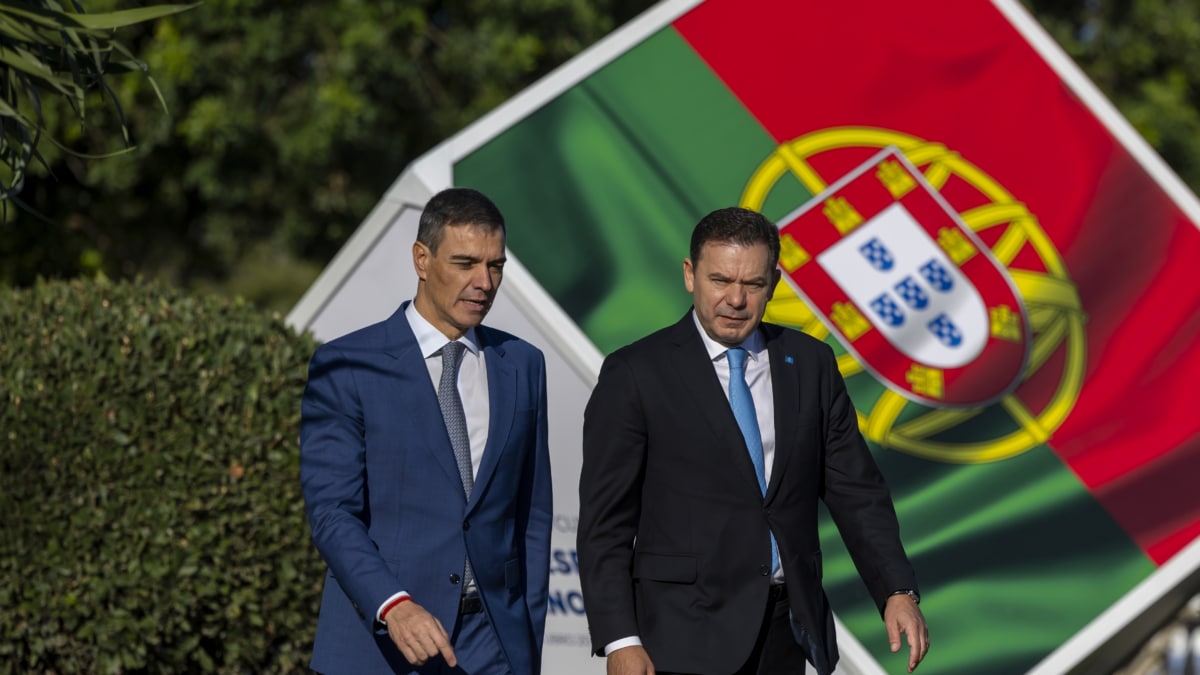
[[604, 636, 643, 655], [376, 590, 412, 623]]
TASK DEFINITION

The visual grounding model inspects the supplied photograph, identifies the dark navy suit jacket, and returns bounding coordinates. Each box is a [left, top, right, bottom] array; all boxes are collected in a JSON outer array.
[[578, 313, 916, 675]]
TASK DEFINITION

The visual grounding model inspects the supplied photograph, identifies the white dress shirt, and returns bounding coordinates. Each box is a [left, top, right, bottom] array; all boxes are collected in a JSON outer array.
[[691, 312, 777, 489]]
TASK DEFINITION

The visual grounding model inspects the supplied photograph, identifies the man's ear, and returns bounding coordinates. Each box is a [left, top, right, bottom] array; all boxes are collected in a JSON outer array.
[[413, 241, 430, 281], [767, 267, 782, 301], [683, 258, 695, 293]]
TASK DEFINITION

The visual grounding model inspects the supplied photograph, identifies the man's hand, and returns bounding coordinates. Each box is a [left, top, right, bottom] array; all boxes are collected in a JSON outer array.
[[884, 593, 929, 673], [384, 600, 457, 667], [607, 644, 655, 675]]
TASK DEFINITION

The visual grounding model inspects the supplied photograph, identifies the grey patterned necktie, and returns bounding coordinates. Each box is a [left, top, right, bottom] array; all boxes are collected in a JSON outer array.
[[439, 342, 475, 498], [439, 341, 476, 593]]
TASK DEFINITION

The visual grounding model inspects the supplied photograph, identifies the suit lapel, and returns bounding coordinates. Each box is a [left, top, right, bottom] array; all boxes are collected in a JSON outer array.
[[470, 327, 515, 509], [765, 325, 799, 502], [667, 314, 764, 496], [381, 303, 464, 491]]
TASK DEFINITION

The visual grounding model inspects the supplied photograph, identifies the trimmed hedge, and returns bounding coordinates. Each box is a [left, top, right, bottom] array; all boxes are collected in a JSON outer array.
[[0, 278, 324, 673]]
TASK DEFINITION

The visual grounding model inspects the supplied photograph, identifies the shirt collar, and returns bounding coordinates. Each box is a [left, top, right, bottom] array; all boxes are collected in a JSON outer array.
[[405, 302, 481, 359], [690, 309, 765, 362]]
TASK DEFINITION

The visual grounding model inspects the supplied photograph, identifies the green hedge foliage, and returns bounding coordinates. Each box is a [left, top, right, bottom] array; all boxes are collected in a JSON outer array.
[[0, 278, 324, 673]]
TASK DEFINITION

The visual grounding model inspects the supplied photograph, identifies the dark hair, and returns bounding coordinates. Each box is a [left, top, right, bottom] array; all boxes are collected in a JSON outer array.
[[689, 207, 780, 269], [417, 187, 506, 253]]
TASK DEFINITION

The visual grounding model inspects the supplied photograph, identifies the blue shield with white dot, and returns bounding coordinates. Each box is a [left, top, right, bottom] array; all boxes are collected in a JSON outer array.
[[870, 294, 906, 327], [858, 238, 895, 271], [927, 313, 964, 348], [920, 259, 955, 292], [894, 276, 929, 310]]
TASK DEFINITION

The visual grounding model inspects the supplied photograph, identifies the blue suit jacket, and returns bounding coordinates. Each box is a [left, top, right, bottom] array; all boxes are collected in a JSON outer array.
[[300, 303, 552, 674]]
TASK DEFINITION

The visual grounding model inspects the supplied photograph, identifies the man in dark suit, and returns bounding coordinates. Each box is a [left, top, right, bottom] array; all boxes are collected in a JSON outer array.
[[577, 207, 928, 675], [300, 187, 552, 674]]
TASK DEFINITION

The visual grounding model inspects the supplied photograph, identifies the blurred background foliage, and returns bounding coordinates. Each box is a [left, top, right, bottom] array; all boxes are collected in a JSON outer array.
[[0, 278, 321, 673], [0, 2, 195, 202], [0, 0, 1197, 314], [1, 0, 658, 310]]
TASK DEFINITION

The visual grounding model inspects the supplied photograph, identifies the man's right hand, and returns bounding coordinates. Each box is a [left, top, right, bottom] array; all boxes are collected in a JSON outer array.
[[384, 600, 456, 667], [608, 645, 655, 675]]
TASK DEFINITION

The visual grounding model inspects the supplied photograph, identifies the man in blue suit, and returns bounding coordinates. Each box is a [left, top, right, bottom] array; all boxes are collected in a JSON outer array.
[[300, 187, 553, 674]]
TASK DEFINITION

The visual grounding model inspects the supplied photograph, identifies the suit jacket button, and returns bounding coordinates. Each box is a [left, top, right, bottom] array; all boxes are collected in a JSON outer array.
[[463, 520, 470, 531], [450, 573, 461, 585], [759, 564, 770, 576]]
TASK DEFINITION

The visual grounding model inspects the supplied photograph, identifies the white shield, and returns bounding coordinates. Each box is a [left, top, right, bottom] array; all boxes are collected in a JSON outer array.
[[817, 202, 988, 369]]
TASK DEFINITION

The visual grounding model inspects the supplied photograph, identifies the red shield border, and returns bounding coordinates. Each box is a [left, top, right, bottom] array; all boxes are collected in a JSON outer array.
[[776, 147, 1030, 407]]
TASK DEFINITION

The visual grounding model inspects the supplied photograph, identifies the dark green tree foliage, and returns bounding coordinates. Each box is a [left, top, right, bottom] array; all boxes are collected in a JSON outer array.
[[0, 278, 322, 673], [0, 1, 194, 204], [2, 0, 655, 310]]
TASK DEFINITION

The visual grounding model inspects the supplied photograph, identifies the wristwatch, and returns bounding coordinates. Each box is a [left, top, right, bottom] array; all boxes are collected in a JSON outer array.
[[890, 589, 920, 604]]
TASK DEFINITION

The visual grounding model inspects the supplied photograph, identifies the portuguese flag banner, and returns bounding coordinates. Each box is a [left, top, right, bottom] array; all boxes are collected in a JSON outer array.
[[452, 0, 1200, 672]]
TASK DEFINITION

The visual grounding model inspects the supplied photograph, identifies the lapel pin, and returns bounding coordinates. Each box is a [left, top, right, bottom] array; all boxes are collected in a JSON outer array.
[[785, 355, 794, 364]]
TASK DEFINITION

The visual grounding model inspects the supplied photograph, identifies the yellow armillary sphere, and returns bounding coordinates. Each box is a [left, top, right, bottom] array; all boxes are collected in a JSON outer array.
[[742, 127, 1086, 463]]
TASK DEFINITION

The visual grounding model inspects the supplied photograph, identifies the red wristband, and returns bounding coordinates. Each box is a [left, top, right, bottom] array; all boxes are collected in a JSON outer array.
[[380, 595, 412, 621]]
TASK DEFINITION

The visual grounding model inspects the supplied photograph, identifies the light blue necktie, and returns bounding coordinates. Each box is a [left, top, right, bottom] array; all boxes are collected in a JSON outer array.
[[727, 347, 779, 574], [439, 342, 476, 593]]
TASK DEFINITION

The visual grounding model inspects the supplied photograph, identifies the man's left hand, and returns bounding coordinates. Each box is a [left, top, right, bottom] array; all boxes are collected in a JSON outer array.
[[884, 593, 929, 672]]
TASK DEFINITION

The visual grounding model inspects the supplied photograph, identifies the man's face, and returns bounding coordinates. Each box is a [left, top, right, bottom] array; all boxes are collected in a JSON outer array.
[[684, 240, 779, 348], [413, 224, 506, 339]]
